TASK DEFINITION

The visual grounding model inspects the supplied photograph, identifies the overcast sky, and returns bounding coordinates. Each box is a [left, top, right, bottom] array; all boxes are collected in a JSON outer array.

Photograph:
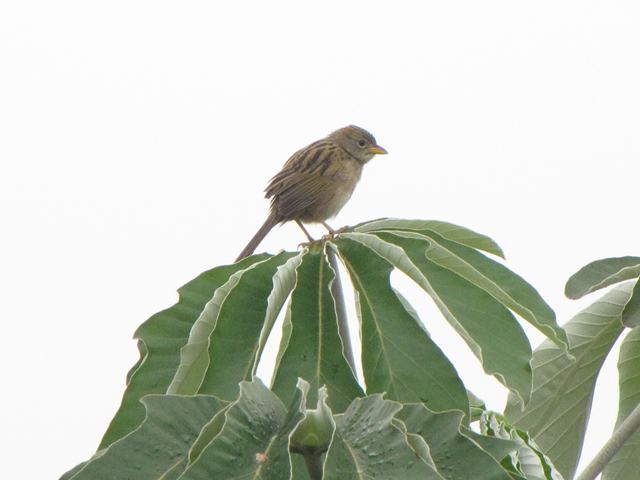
[[2, 2, 639, 478]]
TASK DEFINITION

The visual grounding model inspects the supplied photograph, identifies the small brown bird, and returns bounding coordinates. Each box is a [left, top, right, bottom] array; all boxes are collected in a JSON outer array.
[[236, 125, 387, 261]]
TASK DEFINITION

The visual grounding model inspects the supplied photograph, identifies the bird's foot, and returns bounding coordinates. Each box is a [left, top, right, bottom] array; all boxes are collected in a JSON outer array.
[[321, 225, 350, 240]]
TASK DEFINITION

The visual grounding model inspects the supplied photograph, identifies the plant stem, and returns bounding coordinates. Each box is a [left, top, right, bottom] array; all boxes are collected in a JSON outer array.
[[575, 401, 640, 480], [302, 451, 324, 480], [327, 247, 356, 373]]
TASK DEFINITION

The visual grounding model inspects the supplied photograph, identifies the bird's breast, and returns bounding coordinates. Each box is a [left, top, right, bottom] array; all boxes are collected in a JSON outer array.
[[301, 158, 363, 222]]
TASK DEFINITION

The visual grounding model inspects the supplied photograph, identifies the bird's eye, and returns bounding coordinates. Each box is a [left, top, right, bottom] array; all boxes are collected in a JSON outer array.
[[357, 139, 367, 147]]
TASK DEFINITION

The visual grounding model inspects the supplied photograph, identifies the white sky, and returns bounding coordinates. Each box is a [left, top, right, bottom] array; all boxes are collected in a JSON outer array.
[[2, 1, 639, 478]]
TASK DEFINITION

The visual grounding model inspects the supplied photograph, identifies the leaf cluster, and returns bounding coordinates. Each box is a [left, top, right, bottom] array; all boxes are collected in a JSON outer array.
[[60, 220, 640, 479]]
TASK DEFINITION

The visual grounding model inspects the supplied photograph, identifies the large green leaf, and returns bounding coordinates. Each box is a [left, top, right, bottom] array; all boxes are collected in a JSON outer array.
[[68, 395, 226, 480], [180, 378, 301, 479], [336, 237, 469, 413], [565, 256, 640, 299], [371, 231, 533, 403], [272, 249, 363, 412], [253, 253, 305, 373], [100, 255, 268, 448], [346, 227, 565, 350], [399, 230, 561, 347], [168, 252, 295, 397], [602, 327, 640, 480], [399, 404, 514, 480], [460, 429, 525, 480], [198, 252, 300, 397], [423, 232, 564, 348], [323, 395, 441, 479], [621, 279, 640, 328], [504, 283, 632, 479], [353, 218, 505, 258]]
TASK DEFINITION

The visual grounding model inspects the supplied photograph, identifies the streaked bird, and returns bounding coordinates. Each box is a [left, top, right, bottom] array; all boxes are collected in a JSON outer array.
[[236, 125, 387, 261]]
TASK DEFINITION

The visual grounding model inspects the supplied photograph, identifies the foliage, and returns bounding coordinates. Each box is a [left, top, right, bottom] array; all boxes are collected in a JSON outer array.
[[505, 256, 640, 480], [60, 220, 640, 479]]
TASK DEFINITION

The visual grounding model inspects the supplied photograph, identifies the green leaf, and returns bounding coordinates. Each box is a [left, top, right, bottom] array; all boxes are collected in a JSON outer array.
[[421, 231, 564, 348], [254, 253, 305, 373], [68, 395, 226, 480], [380, 234, 532, 399], [290, 384, 335, 454], [290, 454, 313, 480], [467, 390, 487, 422], [168, 252, 295, 397], [565, 256, 640, 299], [287, 379, 329, 480], [100, 255, 268, 448], [602, 327, 640, 480], [180, 378, 299, 480], [396, 418, 440, 472], [509, 429, 565, 480], [504, 283, 632, 479], [383, 229, 564, 350], [399, 404, 514, 480], [460, 428, 524, 479], [353, 218, 505, 258], [336, 237, 469, 413], [324, 395, 441, 479], [368, 230, 534, 404], [273, 300, 293, 378], [478, 413, 565, 480], [59, 461, 88, 480], [271, 249, 364, 412], [198, 252, 300, 398], [621, 280, 640, 328], [465, 414, 522, 475], [187, 404, 230, 464]]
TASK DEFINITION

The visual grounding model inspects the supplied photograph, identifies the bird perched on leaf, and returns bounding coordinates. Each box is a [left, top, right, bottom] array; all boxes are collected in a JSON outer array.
[[235, 125, 387, 261]]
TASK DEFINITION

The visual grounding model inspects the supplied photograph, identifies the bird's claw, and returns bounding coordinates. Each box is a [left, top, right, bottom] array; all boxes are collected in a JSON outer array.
[[297, 226, 351, 251], [321, 225, 349, 240]]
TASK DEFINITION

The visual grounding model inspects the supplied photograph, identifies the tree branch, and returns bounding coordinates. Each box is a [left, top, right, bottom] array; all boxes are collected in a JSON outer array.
[[575, 401, 640, 480]]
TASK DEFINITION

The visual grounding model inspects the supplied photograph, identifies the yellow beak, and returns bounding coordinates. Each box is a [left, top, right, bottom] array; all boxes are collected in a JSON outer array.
[[368, 145, 388, 155]]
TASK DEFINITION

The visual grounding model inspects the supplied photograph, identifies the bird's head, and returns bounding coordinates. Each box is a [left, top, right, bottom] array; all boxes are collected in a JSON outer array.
[[329, 125, 387, 163]]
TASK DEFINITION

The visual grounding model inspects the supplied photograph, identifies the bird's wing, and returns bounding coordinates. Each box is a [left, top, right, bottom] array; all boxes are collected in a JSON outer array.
[[265, 140, 339, 197], [269, 169, 333, 219]]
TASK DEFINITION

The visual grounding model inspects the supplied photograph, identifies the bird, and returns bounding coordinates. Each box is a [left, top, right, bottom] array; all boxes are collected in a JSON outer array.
[[235, 125, 387, 261]]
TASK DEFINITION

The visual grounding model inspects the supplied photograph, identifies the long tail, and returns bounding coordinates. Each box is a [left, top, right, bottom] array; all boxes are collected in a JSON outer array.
[[235, 213, 279, 262]]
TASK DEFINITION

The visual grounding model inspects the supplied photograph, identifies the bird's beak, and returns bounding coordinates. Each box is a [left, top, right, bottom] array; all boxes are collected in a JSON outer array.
[[368, 145, 388, 155]]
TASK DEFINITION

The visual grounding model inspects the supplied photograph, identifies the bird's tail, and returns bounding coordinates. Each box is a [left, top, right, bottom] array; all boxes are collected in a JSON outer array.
[[235, 212, 279, 262]]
